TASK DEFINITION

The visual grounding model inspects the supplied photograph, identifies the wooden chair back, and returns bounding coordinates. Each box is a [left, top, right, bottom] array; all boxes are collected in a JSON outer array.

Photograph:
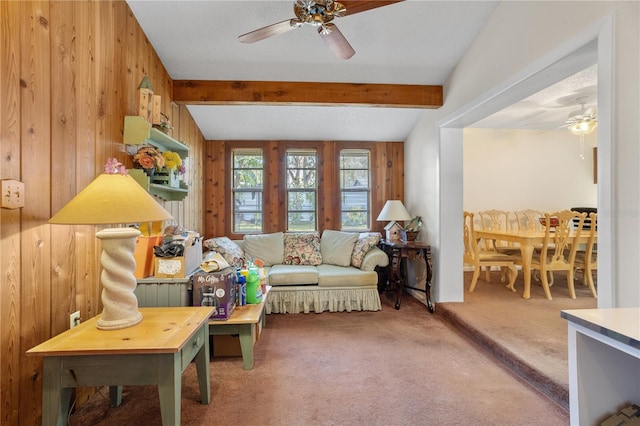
[[463, 211, 477, 264], [514, 209, 544, 231], [538, 210, 587, 270], [478, 209, 511, 251], [573, 212, 598, 297]]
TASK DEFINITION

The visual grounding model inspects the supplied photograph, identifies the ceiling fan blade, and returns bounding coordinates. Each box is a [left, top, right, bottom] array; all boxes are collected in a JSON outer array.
[[319, 24, 355, 59], [239, 20, 300, 43], [340, 0, 403, 16]]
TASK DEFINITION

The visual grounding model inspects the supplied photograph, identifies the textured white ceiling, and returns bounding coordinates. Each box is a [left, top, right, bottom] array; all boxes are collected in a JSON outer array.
[[127, 1, 596, 141], [473, 65, 598, 131]]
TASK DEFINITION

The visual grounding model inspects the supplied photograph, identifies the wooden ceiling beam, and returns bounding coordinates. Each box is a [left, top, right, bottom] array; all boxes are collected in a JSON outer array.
[[172, 80, 443, 109], [341, 1, 405, 16]]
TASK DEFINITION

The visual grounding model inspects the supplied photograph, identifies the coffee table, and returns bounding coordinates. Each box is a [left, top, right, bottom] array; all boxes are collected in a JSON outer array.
[[208, 286, 270, 370], [26, 307, 213, 426]]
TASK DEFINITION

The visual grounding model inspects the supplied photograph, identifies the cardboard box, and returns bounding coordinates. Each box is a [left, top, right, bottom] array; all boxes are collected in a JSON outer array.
[[192, 268, 236, 320], [134, 236, 163, 278], [212, 326, 260, 357], [154, 237, 202, 278]]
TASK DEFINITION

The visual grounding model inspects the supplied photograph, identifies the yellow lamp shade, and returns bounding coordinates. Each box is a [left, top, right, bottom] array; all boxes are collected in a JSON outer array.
[[49, 172, 173, 225]]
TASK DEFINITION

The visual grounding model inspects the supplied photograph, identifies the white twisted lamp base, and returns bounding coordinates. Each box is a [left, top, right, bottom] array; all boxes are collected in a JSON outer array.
[[95, 228, 143, 330]]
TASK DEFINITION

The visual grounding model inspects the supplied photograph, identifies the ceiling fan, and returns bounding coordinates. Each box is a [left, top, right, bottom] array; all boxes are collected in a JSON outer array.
[[564, 99, 597, 159], [565, 104, 598, 136], [238, 0, 402, 60]]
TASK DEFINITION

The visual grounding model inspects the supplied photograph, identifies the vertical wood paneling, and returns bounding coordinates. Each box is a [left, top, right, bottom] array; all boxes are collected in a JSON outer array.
[[0, 1, 206, 420], [124, 6, 138, 118], [49, 0, 76, 338], [74, 1, 100, 332], [0, 2, 22, 424], [266, 141, 280, 232], [205, 140, 226, 237], [18, 2, 52, 424]]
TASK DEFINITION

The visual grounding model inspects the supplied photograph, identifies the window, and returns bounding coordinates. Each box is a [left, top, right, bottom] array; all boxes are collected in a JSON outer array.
[[232, 148, 263, 233], [286, 149, 317, 231], [340, 149, 371, 231]]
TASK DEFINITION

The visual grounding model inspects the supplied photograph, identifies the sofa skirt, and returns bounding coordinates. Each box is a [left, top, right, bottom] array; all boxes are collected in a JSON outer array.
[[265, 286, 381, 314]]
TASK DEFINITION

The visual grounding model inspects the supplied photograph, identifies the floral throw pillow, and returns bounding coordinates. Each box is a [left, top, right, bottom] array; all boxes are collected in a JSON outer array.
[[203, 237, 244, 268], [351, 232, 381, 268], [283, 232, 322, 265]]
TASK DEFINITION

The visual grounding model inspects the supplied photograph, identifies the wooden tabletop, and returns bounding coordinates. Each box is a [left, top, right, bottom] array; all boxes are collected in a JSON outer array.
[[26, 307, 214, 356], [379, 239, 429, 249]]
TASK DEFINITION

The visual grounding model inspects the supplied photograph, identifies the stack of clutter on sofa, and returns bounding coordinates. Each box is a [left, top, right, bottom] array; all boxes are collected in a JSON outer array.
[[203, 230, 389, 314]]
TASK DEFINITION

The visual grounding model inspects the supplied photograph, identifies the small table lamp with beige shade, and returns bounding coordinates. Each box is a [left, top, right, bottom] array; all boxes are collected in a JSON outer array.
[[377, 200, 412, 241], [49, 158, 173, 330]]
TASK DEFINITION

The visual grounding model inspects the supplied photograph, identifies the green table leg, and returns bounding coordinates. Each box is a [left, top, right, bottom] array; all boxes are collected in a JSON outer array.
[[42, 357, 72, 426], [194, 328, 211, 404], [238, 324, 255, 370], [109, 385, 122, 407], [157, 354, 181, 426]]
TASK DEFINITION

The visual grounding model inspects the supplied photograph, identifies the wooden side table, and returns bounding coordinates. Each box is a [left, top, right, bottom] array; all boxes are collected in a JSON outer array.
[[209, 286, 270, 370], [378, 239, 434, 313], [26, 307, 213, 426]]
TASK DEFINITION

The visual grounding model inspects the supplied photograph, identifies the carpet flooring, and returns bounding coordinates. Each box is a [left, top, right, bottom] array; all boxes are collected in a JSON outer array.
[[438, 270, 597, 410], [67, 275, 581, 426]]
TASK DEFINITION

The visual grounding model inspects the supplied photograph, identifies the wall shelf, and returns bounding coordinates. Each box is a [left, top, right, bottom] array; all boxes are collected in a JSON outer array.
[[129, 169, 188, 202], [124, 115, 189, 201], [123, 115, 188, 158]]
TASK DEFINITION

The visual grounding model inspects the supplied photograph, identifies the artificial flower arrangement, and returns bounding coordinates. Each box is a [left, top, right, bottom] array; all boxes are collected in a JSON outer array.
[[104, 157, 127, 175], [162, 151, 184, 176], [132, 145, 165, 170]]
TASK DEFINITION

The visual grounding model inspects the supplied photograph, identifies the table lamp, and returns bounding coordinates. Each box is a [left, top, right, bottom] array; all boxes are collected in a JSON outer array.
[[377, 200, 412, 241], [49, 158, 173, 330]]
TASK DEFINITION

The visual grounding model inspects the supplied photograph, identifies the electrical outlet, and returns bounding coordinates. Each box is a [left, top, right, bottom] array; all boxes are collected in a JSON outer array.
[[70, 311, 81, 329], [1, 179, 25, 209]]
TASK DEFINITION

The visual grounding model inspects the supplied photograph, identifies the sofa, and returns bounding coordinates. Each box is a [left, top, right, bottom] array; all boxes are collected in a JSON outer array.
[[203, 230, 389, 314]]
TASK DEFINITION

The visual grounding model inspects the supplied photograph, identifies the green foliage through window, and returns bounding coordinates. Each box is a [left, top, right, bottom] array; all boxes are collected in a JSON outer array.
[[287, 149, 317, 231], [340, 149, 371, 231], [232, 149, 263, 233]]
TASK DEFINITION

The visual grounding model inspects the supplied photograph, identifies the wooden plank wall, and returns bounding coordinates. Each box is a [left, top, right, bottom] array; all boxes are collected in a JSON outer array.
[[204, 140, 405, 239], [0, 2, 204, 424]]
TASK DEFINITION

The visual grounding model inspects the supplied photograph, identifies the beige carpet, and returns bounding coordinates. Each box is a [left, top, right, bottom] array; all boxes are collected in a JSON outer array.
[[438, 270, 597, 409], [68, 285, 571, 426]]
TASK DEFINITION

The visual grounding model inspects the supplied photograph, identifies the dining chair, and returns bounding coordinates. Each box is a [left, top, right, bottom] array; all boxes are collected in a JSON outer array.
[[514, 209, 544, 231], [511, 210, 587, 299], [479, 209, 520, 283], [514, 209, 548, 282], [573, 212, 597, 297], [478, 209, 513, 252], [463, 211, 518, 293]]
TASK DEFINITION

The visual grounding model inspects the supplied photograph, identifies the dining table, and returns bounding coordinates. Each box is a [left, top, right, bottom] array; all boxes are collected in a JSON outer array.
[[473, 228, 595, 299]]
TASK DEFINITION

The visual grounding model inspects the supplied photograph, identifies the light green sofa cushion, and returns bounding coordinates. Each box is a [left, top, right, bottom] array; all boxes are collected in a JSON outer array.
[[316, 264, 378, 287], [243, 232, 284, 266], [320, 230, 358, 267], [269, 264, 319, 285]]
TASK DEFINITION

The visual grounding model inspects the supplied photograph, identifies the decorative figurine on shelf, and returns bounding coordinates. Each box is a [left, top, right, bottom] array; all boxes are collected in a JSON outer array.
[[137, 76, 154, 124], [153, 112, 173, 134]]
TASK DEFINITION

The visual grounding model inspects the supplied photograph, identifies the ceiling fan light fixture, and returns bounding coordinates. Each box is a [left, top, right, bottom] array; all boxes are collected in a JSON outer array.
[[568, 119, 597, 135], [566, 106, 597, 135]]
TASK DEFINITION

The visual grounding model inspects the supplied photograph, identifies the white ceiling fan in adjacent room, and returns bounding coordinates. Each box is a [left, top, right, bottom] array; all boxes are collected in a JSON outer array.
[[564, 97, 598, 159]]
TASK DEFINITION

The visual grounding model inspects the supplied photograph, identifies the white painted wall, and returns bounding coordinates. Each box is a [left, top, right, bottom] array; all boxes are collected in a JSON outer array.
[[463, 128, 597, 212], [404, 1, 639, 308]]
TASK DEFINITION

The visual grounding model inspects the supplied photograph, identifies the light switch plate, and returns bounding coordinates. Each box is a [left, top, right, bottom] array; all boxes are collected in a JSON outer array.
[[1, 179, 24, 209]]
